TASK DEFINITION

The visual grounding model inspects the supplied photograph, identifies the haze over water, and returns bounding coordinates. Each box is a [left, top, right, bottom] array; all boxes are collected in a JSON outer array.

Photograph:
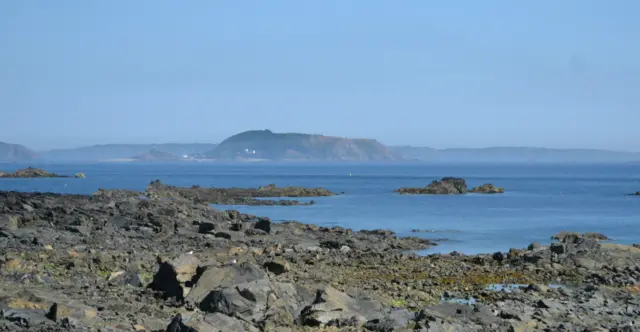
[[1, 162, 638, 254]]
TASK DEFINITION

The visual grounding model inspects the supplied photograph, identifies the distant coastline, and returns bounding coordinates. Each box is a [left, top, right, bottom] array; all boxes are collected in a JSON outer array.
[[3, 130, 640, 163]]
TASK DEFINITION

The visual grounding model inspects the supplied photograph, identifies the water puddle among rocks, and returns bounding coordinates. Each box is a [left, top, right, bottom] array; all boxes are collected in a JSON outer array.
[[486, 283, 565, 292], [441, 296, 478, 305], [440, 284, 566, 305]]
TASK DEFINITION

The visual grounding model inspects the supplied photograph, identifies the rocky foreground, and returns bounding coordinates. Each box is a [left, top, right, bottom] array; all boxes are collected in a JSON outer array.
[[395, 177, 505, 195], [0, 185, 639, 331]]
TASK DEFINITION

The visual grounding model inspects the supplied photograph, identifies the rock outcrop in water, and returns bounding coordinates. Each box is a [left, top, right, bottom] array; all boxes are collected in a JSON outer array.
[[0, 167, 68, 178], [145, 180, 336, 206], [469, 183, 505, 194], [395, 177, 504, 195], [0, 185, 638, 331]]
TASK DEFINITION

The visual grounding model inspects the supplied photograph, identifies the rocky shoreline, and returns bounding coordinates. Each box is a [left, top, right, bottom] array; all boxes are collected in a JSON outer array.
[[0, 167, 68, 179], [0, 167, 86, 179], [395, 177, 505, 195], [0, 184, 638, 331], [143, 180, 336, 206]]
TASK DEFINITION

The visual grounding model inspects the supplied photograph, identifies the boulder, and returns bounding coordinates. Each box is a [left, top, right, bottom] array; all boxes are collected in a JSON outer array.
[[264, 259, 291, 275], [149, 254, 200, 301], [185, 263, 307, 327], [198, 222, 216, 234], [254, 219, 272, 234], [185, 262, 267, 307], [299, 286, 383, 328]]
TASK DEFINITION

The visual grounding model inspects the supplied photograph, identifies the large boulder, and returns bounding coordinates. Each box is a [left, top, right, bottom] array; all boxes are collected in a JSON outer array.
[[149, 254, 200, 301], [185, 262, 309, 328], [299, 286, 383, 328]]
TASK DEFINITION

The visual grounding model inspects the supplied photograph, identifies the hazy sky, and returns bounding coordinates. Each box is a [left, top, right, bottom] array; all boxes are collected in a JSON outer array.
[[1, 1, 639, 151]]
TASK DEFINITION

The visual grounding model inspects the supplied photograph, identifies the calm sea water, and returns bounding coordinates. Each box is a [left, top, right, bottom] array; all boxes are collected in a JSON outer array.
[[1, 162, 639, 254]]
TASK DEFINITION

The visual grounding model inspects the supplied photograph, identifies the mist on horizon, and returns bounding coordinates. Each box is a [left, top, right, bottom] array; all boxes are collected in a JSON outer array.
[[1, 1, 638, 151]]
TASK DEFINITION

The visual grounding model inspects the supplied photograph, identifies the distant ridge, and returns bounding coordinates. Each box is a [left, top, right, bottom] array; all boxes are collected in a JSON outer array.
[[206, 129, 402, 161], [5, 137, 640, 163], [39, 143, 216, 162], [0, 142, 38, 162], [391, 146, 640, 163]]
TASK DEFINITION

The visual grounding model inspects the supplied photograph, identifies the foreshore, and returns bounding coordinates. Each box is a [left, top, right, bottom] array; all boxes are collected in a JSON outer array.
[[0, 183, 638, 331]]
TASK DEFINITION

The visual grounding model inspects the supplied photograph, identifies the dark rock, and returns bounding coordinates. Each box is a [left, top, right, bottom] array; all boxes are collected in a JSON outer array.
[[198, 222, 215, 234], [264, 259, 291, 275], [199, 290, 232, 315], [65, 225, 90, 236], [229, 223, 243, 231], [550, 243, 567, 255], [492, 252, 505, 262], [165, 314, 197, 332], [254, 219, 272, 234], [46, 303, 58, 321], [214, 232, 232, 240]]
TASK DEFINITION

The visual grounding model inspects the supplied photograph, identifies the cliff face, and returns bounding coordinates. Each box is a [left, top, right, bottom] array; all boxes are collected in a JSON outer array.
[[207, 130, 402, 161], [0, 142, 38, 162]]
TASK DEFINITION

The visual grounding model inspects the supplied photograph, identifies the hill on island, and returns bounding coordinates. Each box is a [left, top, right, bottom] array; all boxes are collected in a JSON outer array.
[[0, 142, 39, 162], [206, 130, 402, 161]]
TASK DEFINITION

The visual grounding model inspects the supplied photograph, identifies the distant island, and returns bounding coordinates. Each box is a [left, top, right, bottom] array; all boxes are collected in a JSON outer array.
[[3, 133, 640, 163], [0, 167, 80, 178], [38, 143, 216, 162], [205, 130, 401, 162]]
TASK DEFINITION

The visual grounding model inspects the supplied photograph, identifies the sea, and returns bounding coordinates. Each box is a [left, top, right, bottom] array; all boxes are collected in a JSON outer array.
[[1, 162, 639, 255]]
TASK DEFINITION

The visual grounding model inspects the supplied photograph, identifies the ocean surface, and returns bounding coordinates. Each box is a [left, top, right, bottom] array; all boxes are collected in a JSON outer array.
[[1, 162, 639, 254]]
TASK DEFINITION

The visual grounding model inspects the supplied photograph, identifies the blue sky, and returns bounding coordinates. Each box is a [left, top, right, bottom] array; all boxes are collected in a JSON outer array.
[[1, 1, 638, 151]]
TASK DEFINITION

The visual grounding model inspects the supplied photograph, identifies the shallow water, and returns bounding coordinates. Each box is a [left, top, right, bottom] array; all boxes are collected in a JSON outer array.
[[1, 162, 639, 254], [441, 283, 566, 305]]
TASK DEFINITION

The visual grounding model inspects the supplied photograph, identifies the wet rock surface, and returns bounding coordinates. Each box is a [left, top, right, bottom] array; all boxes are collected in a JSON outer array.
[[395, 177, 504, 195], [0, 187, 638, 331], [0, 167, 69, 178]]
